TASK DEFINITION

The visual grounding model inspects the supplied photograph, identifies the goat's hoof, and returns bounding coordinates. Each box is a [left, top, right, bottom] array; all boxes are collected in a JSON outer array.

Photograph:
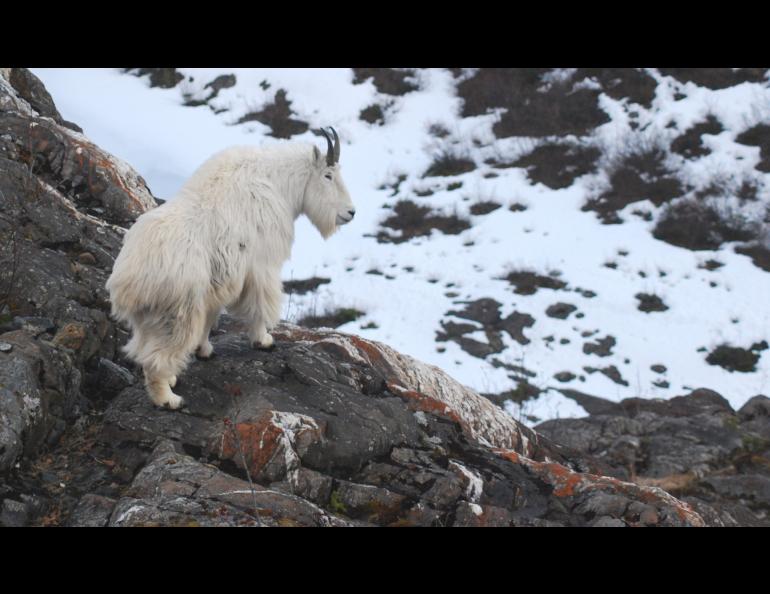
[[252, 334, 275, 350], [196, 342, 214, 359], [156, 393, 185, 410]]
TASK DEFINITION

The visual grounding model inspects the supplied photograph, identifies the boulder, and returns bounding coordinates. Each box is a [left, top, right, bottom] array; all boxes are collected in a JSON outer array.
[[538, 389, 770, 526]]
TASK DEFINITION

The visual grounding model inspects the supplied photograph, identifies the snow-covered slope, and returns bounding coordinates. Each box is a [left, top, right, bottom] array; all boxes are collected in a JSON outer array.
[[32, 67, 770, 424]]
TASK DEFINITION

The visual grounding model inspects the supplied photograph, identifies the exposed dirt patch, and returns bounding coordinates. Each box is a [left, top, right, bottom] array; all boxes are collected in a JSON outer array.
[[482, 382, 543, 415], [437, 298, 535, 359], [377, 200, 471, 244], [584, 365, 629, 386], [501, 270, 567, 295], [554, 371, 577, 383], [545, 303, 578, 320], [695, 175, 761, 206], [574, 68, 658, 108], [735, 244, 770, 272], [428, 123, 451, 138], [360, 104, 386, 126], [236, 89, 308, 138], [636, 293, 669, 313], [583, 335, 616, 357], [469, 201, 501, 216], [496, 312, 537, 345], [653, 199, 757, 251], [706, 344, 764, 373], [456, 68, 610, 138], [297, 307, 364, 329], [423, 151, 476, 178], [514, 143, 601, 189], [283, 277, 331, 295], [658, 68, 768, 90], [183, 74, 237, 107], [128, 68, 183, 89], [584, 147, 683, 224], [352, 68, 419, 96], [379, 173, 407, 197], [735, 124, 770, 173], [699, 259, 724, 271], [671, 116, 724, 159]]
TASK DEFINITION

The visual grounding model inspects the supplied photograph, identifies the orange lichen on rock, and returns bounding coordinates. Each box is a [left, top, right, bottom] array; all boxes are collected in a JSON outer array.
[[347, 335, 397, 374], [218, 411, 283, 478], [386, 381, 463, 425], [216, 409, 324, 482], [492, 447, 704, 526], [52, 322, 86, 351]]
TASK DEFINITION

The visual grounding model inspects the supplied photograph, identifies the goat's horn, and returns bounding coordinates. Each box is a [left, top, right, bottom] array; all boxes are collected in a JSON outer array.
[[319, 128, 335, 166], [330, 127, 341, 163]]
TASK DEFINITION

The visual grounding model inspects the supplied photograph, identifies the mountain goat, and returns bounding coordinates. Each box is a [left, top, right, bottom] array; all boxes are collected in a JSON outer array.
[[106, 128, 355, 409]]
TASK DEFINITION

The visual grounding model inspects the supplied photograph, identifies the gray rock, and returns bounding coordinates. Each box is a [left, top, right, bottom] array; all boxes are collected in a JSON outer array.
[[15, 317, 55, 336], [574, 492, 630, 518], [454, 501, 513, 527], [591, 516, 626, 527], [94, 358, 135, 397], [539, 388, 770, 526], [738, 395, 770, 420], [0, 331, 85, 472], [109, 441, 354, 527], [66, 494, 116, 527], [0, 499, 30, 527], [7, 68, 64, 124], [333, 480, 407, 524]]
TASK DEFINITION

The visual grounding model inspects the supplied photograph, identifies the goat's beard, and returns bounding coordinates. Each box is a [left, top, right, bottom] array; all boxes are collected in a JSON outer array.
[[304, 201, 338, 239]]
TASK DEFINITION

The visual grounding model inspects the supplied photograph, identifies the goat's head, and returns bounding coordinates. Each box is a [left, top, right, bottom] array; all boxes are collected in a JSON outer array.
[[303, 127, 355, 239]]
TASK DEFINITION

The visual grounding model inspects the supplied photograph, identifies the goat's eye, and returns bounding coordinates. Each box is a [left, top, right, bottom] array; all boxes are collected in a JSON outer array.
[[324, 172, 333, 181]]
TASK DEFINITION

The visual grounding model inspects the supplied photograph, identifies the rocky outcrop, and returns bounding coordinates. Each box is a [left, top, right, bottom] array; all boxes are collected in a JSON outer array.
[[0, 68, 156, 482], [0, 69, 709, 526], [537, 389, 770, 526], [84, 317, 701, 527], [0, 70, 156, 225]]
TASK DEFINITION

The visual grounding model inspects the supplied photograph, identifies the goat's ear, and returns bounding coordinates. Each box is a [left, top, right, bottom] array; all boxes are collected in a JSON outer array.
[[312, 145, 323, 167]]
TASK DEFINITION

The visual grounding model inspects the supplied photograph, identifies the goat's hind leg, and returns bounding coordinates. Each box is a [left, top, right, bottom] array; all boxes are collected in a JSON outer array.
[[144, 364, 185, 410], [125, 322, 182, 407], [136, 307, 204, 410]]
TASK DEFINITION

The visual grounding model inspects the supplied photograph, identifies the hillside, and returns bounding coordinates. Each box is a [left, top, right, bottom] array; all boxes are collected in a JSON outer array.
[[1, 68, 769, 526], [31, 67, 770, 424]]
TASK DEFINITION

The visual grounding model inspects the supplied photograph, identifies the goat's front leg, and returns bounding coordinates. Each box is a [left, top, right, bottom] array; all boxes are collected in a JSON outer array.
[[196, 306, 221, 359], [250, 270, 283, 350]]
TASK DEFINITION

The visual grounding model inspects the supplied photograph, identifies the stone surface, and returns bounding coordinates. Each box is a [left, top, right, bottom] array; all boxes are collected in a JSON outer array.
[[0, 69, 716, 527], [0, 498, 30, 527], [538, 390, 770, 526]]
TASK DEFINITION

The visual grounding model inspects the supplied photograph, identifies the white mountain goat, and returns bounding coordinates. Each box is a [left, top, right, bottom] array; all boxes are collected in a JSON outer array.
[[106, 128, 355, 409]]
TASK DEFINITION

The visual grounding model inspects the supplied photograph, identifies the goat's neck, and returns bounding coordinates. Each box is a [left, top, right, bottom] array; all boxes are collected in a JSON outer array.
[[266, 149, 314, 220]]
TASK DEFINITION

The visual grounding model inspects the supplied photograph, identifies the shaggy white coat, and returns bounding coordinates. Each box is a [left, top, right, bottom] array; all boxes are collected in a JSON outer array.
[[106, 142, 355, 408]]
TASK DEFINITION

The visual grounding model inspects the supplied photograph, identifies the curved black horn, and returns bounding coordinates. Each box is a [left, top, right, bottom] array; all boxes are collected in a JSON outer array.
[[331, 127, 340, 163], [319, 128, 335, 166]]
